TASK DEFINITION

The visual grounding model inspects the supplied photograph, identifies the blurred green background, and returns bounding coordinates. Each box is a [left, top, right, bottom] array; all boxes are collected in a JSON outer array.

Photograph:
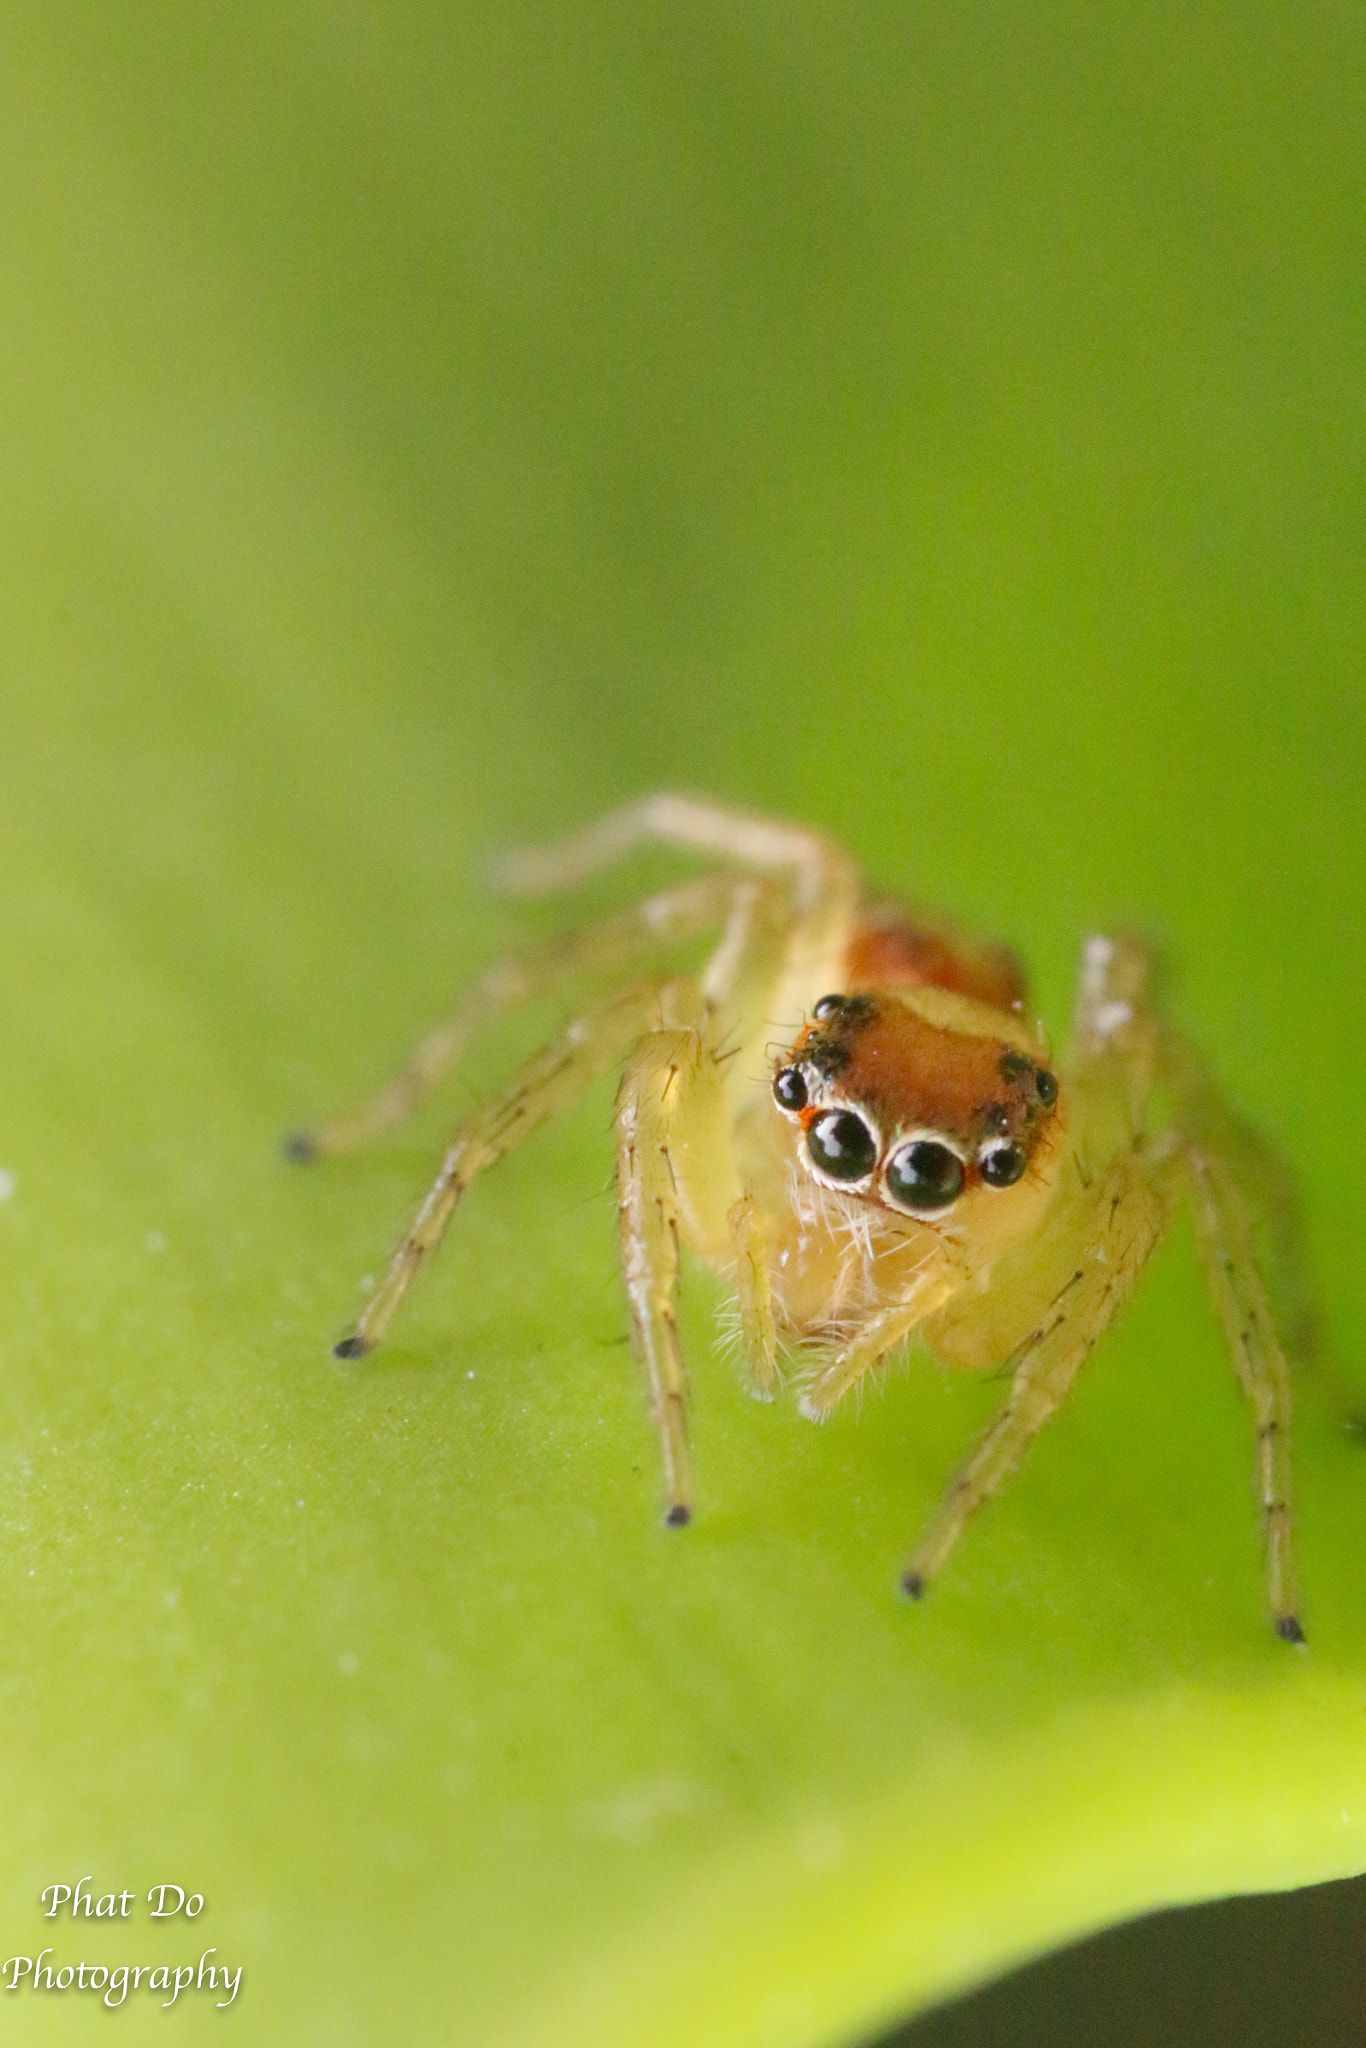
[[0, 3, 1362, 2043]]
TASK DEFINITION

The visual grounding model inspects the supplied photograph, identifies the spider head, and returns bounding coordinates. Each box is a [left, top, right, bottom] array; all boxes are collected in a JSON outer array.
[[771, 988, 1063, 1251]]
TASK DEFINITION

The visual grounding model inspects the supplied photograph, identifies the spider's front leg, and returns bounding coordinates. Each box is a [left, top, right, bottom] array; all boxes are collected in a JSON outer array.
[[333, 980, 668, 1359], [615, 1021, 744, 1526], [903, 1153, 1167, 1598]]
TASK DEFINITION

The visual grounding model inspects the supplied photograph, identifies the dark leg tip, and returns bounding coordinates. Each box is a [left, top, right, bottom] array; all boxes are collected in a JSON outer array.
[[1275, 1613, 1307, 1645], [282, 1130, 319, 1165], [333, 1334, 372, 1361], [901, 1570, 927, 1600], [664, 1502, 692, 1528]]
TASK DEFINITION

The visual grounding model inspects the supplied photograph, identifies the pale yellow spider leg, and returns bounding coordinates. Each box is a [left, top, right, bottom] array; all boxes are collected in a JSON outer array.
[[613, 867, 805, 1500], [615, 1024, 736, 1526], [1066, 932, 1163, 1164], [287, 875, 734, 1160], [727, 1193, 780, 1400], [1073, 931, 1158, 1063], [334, 981, 667, 1360], [1230, 1133, 1324, 1392], [1080, 950, 1307, 1639], [493, 792, 862, 1026], [1160, 1017, 1329, 1409], [901, 1156, 1166, 1599], [1081, 937, 1302, 1630], [697, 873, 819, 1401], [1149, 1025, 1305, 1635], [669, 873, 806, 1403], [1183, 1143, 1303, 1641], [796, 1250, 963, 1421], [494, 791, 858, 916]]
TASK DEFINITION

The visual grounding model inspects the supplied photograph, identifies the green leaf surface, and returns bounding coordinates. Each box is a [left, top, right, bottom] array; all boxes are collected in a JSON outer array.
[[0, 4, 1362, 2043]]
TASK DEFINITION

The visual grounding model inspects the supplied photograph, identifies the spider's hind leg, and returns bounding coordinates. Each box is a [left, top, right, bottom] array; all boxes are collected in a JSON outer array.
[[495, 792, 862, 1012], [494, 791, 858, 916]]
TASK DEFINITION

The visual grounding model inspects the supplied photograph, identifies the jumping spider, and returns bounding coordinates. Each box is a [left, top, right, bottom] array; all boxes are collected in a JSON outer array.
[[288, 794, 1306, 1641]]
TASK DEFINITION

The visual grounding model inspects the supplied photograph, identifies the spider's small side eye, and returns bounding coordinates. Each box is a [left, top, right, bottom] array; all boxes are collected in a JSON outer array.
[[886, 1140, 965, 1211], [1035, 1069, 1058, 1106], [979, 1139, 1026, 1187], [807, 1109, 878, 1182], [773, 1065, 809, 1112]]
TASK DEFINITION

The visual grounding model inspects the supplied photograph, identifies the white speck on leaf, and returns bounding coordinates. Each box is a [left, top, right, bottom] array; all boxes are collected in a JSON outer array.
[[582, 1777, 703, 1843]]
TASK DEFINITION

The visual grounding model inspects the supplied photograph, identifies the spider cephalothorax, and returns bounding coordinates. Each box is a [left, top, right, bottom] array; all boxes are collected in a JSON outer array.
[[290, 793, 1309, 1641], [773, 988, 1062, 1217]]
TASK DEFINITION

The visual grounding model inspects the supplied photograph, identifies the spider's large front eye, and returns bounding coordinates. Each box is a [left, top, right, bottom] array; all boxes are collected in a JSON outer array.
[[886, 1139, 965, 1211], [807, 1109, 878, 1182]]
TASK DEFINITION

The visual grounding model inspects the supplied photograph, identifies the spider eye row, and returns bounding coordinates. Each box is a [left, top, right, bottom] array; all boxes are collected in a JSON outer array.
[[772, 1066, 1032, 1212]]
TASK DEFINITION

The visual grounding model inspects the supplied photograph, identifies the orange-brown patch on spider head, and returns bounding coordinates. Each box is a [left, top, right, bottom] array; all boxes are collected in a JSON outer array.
[[789, 993, 1057, 1160], [844, 907, 1027, 1016]]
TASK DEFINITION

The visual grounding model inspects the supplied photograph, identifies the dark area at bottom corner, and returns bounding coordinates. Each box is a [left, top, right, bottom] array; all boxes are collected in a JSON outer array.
[[872, 1870, 1366, 2048]]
